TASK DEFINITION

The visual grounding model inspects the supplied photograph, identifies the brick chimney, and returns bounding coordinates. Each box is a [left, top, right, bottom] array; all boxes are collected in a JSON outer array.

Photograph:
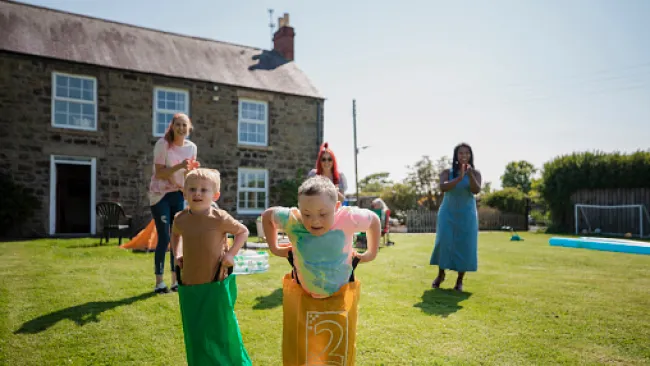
[[273, 13, 295, 61]]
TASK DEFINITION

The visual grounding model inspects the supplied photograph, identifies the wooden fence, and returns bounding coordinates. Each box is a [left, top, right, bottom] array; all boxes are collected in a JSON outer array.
[[406, 207, 527, 233]]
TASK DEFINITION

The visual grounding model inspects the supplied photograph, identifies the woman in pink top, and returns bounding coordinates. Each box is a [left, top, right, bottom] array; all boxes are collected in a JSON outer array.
[[149, 113, 199, 294]]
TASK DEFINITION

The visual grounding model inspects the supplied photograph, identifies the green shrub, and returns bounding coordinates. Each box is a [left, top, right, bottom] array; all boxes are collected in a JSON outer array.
[[480, 188, 528, 215], [270, 168, 305, 208], [539, 150, 650, 232], [0, 173, 41, 237]]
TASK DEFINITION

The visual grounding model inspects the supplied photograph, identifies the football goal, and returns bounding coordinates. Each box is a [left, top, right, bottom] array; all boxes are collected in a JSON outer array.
[[574, 204, 650, 238]]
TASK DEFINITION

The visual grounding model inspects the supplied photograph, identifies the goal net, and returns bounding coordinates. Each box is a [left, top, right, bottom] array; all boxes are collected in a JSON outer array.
[[575, 204, 650, 238]]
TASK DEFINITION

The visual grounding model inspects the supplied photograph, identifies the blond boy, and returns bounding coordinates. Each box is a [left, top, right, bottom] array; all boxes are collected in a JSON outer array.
[[171, 168, 248, 285]]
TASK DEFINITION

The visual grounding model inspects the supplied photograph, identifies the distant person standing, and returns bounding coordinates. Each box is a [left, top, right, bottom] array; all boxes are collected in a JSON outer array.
[[307, 142, 347, 202], [430, 142, 481, 292]]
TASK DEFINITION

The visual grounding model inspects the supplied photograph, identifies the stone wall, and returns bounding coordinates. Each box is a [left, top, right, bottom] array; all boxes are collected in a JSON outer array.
[[0, 51, 324, 237]]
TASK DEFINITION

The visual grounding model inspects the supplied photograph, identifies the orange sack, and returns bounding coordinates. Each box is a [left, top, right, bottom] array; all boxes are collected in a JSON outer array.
[[281, 273, 361, 366]]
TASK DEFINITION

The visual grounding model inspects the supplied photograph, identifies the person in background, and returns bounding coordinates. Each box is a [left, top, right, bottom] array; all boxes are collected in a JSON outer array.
[[307, 142, 347, 202], [429, 142, 481, 292], [148, 113, 199, 294]]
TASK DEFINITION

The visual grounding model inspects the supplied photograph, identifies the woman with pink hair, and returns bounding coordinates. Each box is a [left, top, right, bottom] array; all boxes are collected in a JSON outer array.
[[307, 142, 347, 202]]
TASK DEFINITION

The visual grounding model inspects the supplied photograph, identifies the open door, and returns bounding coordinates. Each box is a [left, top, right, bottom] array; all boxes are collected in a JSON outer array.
[[49, 155, 96, 235]]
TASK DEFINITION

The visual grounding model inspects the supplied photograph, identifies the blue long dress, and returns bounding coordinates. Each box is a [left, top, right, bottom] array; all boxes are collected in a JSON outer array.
[[429, 168, 478, 272]]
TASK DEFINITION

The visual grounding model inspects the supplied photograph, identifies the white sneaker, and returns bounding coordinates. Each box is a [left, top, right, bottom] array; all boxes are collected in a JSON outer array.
[[154, 281, 170, 294]]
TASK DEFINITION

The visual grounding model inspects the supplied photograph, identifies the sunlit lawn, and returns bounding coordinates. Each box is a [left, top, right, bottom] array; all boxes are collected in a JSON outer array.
[[1, 232, 649, 365]]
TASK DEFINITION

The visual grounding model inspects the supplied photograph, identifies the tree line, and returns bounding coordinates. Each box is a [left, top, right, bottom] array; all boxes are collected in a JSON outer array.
[[358, 150, 650, 231]]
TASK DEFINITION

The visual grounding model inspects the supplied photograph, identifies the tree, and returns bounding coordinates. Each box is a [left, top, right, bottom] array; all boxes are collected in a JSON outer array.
[[501, 160, 537, 194], [380, 182, 418, 213], [358, 172, 392, 194], [481, 181, 493, 195], [481, 187, 528, 215], [406, 155, 451, 211]]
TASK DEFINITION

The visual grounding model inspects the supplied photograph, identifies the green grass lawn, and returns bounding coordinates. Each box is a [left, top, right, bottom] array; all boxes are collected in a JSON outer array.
[[1, 232, 649, 365]]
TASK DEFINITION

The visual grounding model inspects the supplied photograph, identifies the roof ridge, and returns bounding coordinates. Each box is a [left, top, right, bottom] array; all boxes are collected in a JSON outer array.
[[4, 0, 265, 51]]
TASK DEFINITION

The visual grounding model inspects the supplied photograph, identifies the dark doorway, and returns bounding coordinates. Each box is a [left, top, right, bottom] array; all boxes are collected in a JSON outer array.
[[56, 163, 91, 234]]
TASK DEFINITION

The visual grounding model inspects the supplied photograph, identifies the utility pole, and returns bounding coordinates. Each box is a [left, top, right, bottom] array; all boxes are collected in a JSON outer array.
[[353, 99, 359, 205]]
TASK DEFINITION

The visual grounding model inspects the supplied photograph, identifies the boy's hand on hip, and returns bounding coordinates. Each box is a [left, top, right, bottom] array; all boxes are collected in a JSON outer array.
[[218, 254, 235, 281]]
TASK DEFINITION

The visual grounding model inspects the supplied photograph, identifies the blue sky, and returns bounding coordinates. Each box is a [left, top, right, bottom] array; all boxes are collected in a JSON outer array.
[[19, 0, 650, 191]]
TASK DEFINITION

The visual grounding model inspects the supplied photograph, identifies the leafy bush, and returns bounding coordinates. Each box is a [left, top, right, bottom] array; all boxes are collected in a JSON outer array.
[[0, 173, 41, 237], [539, 150, 650, 232], [480, 187, 528, 215], [270, 168, 305, 208]]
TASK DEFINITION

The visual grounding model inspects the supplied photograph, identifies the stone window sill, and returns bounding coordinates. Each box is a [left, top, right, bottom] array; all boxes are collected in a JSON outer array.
[[237, 144, 273, 151]]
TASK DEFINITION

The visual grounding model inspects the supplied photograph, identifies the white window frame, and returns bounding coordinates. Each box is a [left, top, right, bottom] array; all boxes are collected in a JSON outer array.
[[49, 155, 97, 236], [238, 99, 269, 146], [237, 168, 269, 214], [51, 72, 98, 131], [153, 87, 190, 137]]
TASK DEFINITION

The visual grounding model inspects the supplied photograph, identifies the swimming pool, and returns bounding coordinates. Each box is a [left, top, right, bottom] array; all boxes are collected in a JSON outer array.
[[549, 236, 650, 255]]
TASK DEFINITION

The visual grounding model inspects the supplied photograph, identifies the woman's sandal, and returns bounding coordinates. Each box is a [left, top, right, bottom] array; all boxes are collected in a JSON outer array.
[[432, 274, 446, 288], [454, 282, 463, 292]]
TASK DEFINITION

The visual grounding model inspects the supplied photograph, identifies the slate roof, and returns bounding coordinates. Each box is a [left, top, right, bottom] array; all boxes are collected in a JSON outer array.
[[0, 0, 323, 99]]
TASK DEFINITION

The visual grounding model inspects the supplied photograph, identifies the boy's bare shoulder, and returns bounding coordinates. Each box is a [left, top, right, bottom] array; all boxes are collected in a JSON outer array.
[[211, 207, 237, 221], [174, 208, 191, 221]]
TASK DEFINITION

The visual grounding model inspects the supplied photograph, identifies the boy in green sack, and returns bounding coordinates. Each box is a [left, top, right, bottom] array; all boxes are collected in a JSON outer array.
[[171, 168, 252, 366]]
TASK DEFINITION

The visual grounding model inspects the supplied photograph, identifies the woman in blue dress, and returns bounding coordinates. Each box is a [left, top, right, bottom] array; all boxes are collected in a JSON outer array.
[[430, 143, 481, 292]]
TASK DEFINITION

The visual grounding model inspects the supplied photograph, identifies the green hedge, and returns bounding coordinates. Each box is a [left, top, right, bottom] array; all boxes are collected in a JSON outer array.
[[539, 150, 650, 231], [480, 188, 528, 215], [0, 173, 40, 237]]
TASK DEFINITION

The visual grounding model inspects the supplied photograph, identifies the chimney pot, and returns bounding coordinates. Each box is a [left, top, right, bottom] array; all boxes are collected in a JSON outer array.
[[273, 12, 295, 61]]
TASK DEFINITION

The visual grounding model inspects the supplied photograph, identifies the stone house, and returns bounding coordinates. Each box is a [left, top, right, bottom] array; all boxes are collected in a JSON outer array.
[[0, 0, 324, 237]]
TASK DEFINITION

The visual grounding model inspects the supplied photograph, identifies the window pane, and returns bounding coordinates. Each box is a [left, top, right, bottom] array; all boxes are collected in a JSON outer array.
[[256, 173, 265, 188], [69, 115, 80, 126], [69, 102, 81, 114], [238, 192, 246, 208], [247, 173, 257, 188], [54, 100, 67, 114], [246, 192, 256, 208], [82, 90, 94, 101], [82, 104, 94, 115], [257, 192, 266, 208], [56, 86, 68, 98], [177, 95, 186, 111], [76, 116, 94, 128], [56, 75, 68, 87], [239, 172, 247, 188], [54, 113, 67, 126], [69, 77, 82, 89], [82, 79, 93, 91], [69, 87, 82, 99], [156, 112, 167, 125]]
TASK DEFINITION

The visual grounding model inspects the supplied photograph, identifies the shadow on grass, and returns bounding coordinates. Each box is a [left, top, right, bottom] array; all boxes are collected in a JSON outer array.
[[413, 288, 473, 317], [252, 288, 283, 310], [14, 292, 156, 334]]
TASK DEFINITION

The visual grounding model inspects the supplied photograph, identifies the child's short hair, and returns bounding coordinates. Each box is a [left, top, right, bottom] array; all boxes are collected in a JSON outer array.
[[298, 176, 338, 203], [185, 168, 221, 192], [372, 198, 388, 210]]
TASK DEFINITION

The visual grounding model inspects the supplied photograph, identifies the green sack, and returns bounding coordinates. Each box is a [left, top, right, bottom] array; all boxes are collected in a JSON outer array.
[[176, 266, 252, 366]]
